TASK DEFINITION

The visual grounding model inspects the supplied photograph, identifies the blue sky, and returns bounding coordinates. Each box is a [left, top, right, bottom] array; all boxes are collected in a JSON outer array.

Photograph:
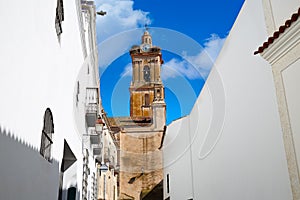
[[95, 0, 244, 124]]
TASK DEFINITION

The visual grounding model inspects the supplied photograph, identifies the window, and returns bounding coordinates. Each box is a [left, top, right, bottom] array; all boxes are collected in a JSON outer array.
[[143, 65, 150, 82], [76, 81, 80, 107], [40, 108, 54, 162], [145, 94, 150, 106], [113, 186, 116, 200], [167, 174, 170, 194], [55, 0, 64, 39], [156, 89, 161, 98], [111, 156, 115, 165], [67, 187, 76, 200]]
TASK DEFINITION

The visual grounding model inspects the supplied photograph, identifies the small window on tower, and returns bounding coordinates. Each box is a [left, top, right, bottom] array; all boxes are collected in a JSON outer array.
[[145, 94, 150, 106], [157, 89, 161, 98], [143, 65, 150, 82]]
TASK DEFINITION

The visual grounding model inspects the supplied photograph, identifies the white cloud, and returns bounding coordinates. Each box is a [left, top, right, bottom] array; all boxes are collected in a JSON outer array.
[[161, 58, 200, 80], [95, 0, 151, 42], [120, 62, 132, 78], [203, 33, 226, 61], [98, 30, 142, 70], [162, 34, 226, 80]]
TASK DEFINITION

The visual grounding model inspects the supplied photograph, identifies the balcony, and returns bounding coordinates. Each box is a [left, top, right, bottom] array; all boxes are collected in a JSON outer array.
[[89, 128, 100, 145], [85, 103, 98, 127], [93, 147, 101, 156], [85, 87, 99, 128], [87, 128, 102, 157]]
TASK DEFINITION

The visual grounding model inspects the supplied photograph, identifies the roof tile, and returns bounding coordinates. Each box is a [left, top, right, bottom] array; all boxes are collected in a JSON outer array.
[[254, 7, 300, 55]]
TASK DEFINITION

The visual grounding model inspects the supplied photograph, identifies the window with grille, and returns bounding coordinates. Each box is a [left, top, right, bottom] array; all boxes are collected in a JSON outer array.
[[40, 108, 54, 162], [55, 0, 64, 39]]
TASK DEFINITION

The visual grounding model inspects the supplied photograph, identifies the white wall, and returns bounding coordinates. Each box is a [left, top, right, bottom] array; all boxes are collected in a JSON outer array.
[[268, 0, 299, 30], [0, 0, 98, 199], [282, 59, 300, 172], [0, 0, 84, 158], [163, 117, 193, 199], [163, 0, 295, 199]]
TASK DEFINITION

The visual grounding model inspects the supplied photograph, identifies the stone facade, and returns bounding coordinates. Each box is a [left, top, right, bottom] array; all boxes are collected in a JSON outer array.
[[119, 130, 164, 199]]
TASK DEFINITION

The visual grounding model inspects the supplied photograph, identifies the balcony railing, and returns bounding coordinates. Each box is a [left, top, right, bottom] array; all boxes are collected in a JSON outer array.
[[85, 87, 99, 128], [93, 147, 101, 156], [86, 87, 99, 104], [86, 103, 98, 113], [86, 128, 102, 156], [89, 128, 100, 145], [85, 103, 98, 127]]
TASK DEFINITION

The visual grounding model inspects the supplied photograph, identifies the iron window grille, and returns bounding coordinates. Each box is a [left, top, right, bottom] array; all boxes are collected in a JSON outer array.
[[55, 0, 64, 39], [40, 108, 54, 162]]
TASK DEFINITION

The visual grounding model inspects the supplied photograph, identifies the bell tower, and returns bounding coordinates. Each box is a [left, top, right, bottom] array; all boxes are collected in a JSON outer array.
[[129, 30, 165, 120], [118, 30, 166, 200]]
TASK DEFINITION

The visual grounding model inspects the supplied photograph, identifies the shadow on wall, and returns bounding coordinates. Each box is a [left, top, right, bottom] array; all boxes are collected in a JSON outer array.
[[0, 126, 60, 200]]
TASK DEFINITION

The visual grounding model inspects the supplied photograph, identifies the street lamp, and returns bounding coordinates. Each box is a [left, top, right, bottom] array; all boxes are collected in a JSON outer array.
[[99, 162, 108, 173]]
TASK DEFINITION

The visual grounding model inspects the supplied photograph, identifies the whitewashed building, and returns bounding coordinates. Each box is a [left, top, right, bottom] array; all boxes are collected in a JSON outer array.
[[163, 0, 300, 200], [0, 0, 113, 199], [96, 113, 119, 200]]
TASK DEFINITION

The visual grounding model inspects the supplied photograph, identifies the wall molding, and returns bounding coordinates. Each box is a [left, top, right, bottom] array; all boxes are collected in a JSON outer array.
[[261, 19, 300, 65], [260, 18, 300, 200], [262, 0, 276, 36]]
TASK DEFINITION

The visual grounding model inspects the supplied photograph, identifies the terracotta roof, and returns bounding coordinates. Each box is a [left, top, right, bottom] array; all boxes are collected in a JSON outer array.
[[254, 7, 300, 55]]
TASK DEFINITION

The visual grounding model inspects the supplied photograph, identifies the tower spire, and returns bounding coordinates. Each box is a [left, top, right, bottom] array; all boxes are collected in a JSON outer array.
[[141, 27, 152, 45]]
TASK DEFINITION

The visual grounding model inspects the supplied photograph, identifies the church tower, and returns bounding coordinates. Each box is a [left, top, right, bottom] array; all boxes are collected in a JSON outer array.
[[116, 30, 166, 200], [129, 30, 165, 121]]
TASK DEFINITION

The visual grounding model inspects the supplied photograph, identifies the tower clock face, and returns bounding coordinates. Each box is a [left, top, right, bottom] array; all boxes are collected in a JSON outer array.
[[141, 44, 150, 52], [143, 65, 150, 82]]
